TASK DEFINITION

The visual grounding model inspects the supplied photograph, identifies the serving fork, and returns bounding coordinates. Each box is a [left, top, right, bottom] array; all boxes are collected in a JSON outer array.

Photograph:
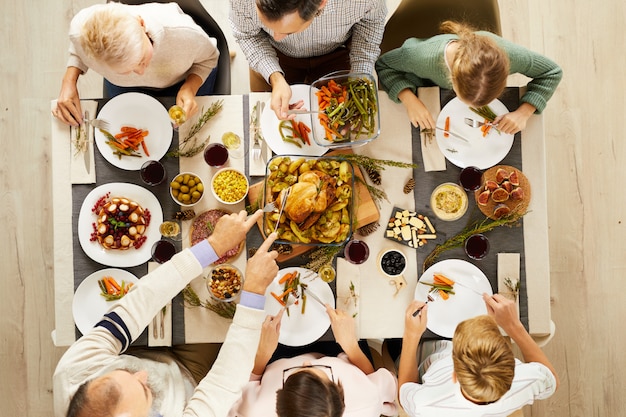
[[273, 187, 291, 233], [412, 288, 440, 316]]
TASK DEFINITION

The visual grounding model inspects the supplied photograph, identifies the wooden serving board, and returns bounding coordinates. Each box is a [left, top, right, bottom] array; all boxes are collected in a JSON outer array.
[[474, 165, 531, 219], [247, 151, 380, 261]]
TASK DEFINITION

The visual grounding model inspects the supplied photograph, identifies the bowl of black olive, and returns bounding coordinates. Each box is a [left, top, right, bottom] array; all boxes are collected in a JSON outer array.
[[378, 249, 407, 278]]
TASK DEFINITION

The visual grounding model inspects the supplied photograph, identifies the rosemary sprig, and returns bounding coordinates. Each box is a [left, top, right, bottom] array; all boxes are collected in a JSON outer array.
[[422, 211, 527, 271], [337, 154, 417, 173], [182, 284, 236, 319], [302, 246, 342, 272], [504, 276, 521, 299], [354, 175, 389, 208], [338, 154, 415, 208], [421, 128, 435, 144], [169, 100, 224, 157]]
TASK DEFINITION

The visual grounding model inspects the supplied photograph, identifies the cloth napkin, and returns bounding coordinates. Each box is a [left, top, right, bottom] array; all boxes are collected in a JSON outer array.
[[336, 258, 361, 335], [248, 92, 272, 176], [497, 253, 520, 335], [417, 87, 447, 172], [51, 100, 98, 184], [148, 262, 172, 346]]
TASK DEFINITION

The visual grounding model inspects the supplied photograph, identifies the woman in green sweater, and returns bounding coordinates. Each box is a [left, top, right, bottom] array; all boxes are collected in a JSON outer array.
[[375, 21, 562, 134]]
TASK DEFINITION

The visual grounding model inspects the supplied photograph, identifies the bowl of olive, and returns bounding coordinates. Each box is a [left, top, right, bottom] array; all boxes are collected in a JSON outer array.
[[170, 172, 205, 207]]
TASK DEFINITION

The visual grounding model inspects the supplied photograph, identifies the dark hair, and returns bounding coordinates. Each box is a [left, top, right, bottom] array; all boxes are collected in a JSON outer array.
[[256, 0, 324, 22], [276, 371, 345, 417], [66, 377, 121, 417]]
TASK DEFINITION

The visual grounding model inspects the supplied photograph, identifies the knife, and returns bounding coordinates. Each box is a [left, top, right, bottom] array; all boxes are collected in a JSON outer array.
[[83, 110, 91, 173], [303, 287, 327, 307], [454, 279, 485, 296], [435, 126, 470, 143]]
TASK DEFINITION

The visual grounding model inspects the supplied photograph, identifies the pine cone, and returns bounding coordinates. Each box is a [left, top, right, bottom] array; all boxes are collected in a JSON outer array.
[[403, 178, 416, 194], [364, 166, 382, 185], [357, 221, 380, 236], [174, 210, 196, 220]]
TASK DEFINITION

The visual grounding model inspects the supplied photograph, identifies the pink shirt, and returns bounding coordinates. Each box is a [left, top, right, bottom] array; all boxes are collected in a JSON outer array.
[[228, 352, 398, 417]]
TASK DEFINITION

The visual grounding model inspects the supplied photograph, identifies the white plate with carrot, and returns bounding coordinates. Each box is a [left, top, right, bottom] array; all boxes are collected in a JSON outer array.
[[95, 92, 173, 170], [415, 259, 493, 338], [260, 85, 328, 157], [72, 268, 139, 335], [435, 97, 514, 169], [263, 267, 335, 346]]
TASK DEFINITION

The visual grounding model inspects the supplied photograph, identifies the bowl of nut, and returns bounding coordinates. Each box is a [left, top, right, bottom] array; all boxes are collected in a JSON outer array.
[[211, 168, 249, 205], [206, 264, 244, 302], [170, 172, 205, 207]]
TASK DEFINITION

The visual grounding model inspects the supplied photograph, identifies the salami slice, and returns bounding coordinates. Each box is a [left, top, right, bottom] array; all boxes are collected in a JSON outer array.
[[190, 209, 243, 264]]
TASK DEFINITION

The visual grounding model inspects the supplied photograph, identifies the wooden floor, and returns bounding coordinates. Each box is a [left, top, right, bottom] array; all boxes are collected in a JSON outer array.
[[2, 0, 624, 415]]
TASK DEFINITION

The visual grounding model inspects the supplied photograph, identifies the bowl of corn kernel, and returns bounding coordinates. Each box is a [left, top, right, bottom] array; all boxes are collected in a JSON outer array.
[[211, 168, 249, 205]]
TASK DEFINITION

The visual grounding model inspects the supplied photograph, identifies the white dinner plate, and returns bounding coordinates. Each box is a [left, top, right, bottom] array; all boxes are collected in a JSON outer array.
[[435, 97, 514, 169], [264, 267, 335, 346], [415, 259, 493, 338], [73, 268, 139, 335], [95, 92, 173, 170], [260, 85, 328, 156], [78, 183, 164, 267]]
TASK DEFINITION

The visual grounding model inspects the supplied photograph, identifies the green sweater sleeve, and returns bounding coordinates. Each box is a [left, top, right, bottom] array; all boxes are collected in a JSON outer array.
[[486, 33, 563, 113], [375, 37, 453, 103]]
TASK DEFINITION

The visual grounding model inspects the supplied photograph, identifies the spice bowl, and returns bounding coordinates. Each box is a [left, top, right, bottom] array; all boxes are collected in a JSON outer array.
[[309, 71, 380, 149], [378, 248, 408, 278], [211, 168, 249, 205], [206, 264, 244, 302]]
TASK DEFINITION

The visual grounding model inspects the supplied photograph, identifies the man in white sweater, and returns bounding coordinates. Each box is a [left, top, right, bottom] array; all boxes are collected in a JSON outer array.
[[54, 210, 279, 417]]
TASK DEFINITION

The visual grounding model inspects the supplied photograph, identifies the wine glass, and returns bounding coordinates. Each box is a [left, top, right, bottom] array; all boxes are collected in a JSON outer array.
[[168, 105, 187, 130], [221, 131, 244, 159]]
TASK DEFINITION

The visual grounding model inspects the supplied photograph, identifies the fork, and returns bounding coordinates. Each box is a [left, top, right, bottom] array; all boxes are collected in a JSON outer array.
[[89, 118, 110, 131], [252, 102, 263, 161], [412, 288, 440, 316], [262, 201, 277, 212], [464, 117, 486, 128], [273, 187, 291, 233]]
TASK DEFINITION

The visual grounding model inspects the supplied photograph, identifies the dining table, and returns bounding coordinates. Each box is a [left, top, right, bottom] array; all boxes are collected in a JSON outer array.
[[50, 86, 553, 348]]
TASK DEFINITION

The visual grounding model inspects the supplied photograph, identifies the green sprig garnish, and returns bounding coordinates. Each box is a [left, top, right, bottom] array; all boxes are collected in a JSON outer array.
[[169, 100, 224, 157], [423, 210, 527, 271]]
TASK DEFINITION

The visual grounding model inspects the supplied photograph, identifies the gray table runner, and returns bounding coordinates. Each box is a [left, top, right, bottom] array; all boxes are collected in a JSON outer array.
[[71, 97, 185, 344]]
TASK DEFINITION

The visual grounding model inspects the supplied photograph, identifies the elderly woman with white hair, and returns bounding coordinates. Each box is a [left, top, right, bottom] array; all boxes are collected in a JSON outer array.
[[53, 2, 219, 126]]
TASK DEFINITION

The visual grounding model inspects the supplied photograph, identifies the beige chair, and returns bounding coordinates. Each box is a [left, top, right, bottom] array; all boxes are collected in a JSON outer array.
[[380, 0, 502, 54]]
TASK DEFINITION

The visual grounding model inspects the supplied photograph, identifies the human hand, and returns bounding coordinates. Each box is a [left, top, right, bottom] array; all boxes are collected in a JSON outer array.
[[269, 73, 295, 120], [403, 300, 428, 341], [398, 89, 435, 130], [326, 306, 359, 352], [258, 308, 284, 357], [207, 210, 262, 257], [242, 232, 279, 295], [483, 293, 523, 335], [54, 82, 83, 127], [493, 103, 535, 135], [176, 84, 199, 120]]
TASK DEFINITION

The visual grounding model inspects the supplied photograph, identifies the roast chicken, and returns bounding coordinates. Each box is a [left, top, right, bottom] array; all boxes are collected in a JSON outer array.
[[275, 170, 337, 228]]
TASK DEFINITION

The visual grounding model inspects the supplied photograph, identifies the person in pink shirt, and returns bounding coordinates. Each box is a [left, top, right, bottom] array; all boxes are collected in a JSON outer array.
[[228, 305, 398, 417]]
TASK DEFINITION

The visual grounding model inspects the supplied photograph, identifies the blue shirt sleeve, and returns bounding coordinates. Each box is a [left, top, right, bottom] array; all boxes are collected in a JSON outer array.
[[189, 239, 219, 268]]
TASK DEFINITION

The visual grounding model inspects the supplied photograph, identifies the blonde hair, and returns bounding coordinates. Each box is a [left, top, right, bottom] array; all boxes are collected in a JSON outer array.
[[452, 315, 515, 403], [441, 21, 509, 107], [80, 2, 145, 69]]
